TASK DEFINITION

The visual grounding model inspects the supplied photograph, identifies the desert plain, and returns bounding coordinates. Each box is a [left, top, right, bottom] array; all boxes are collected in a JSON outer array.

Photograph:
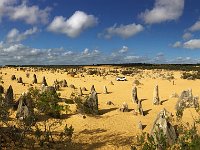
[[0, 66, 199, 150]]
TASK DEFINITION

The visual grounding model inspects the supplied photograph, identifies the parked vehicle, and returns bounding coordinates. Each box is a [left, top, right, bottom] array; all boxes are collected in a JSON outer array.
[[116, 76, 127, 81]]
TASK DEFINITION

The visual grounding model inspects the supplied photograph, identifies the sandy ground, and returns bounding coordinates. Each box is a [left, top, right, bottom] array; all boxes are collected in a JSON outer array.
[[0, 67, 199, 150]]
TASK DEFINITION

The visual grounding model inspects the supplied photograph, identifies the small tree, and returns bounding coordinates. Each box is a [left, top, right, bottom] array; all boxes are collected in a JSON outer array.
[[34, 89, 64, 118]]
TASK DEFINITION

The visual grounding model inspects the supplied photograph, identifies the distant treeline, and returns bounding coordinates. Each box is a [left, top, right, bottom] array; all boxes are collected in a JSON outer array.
[[3, 63, 200, 71]]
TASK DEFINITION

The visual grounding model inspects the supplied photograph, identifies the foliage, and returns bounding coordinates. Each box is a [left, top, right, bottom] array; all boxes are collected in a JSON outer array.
[[133, 126, 168, 150], [73, 95, 90, 114], [34, 120, 74, 148], [133, 80, 142, 86], [17, 87, 71, 119], [176, 108, 184, 120], [0, 89, 74, 149], [87, 69, 100, 75], [70, 93, 97, 115], [121, 70, 133, 75], [28, 87, 65, 118], [181, 71, 200, 80], [132, 115, 200, 150]]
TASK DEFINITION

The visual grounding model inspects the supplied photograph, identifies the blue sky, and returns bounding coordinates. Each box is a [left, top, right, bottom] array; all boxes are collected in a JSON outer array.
[[0, 0, 200, 65]]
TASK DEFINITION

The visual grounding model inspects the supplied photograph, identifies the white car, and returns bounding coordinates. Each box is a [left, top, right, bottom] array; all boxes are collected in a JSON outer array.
[[116, 76, 127, 81]]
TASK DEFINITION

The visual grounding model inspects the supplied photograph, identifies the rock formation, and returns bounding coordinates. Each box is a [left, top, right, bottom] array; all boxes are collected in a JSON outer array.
[[0, 85, 4, 94], [11, 75, 16, 80], [62, 79, 67, 87], [18, 77, 23, 83], [106, 101, 114, 105], [5, 85, 14, 105], [69, 84, 75, 89], [138, 121, 143, 130], [110, 81, 114, 85], [32, 74, 37, 84], [175, 89, 199, 111], [82, 87, 87, 91], [136, 100, 144, 116], [103, 86, 108, 94], [132, 86, 139, 104], [42, 86, 56, 94], [151, 108, 176, 147], [153, 85, 160, 105], [79, 87, 83, 96], [42, 76, 48, 86], [16, 93, 34, 120], [120, 102, 129, 112], [90, 85, 96, 93], [84, 90, 99, 114]]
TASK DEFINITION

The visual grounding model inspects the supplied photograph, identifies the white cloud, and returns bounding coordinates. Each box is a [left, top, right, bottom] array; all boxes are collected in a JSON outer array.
[[0, 41, 3, 48], [172, 41, 182, 48], [152, 52, 167, 63], [47, 11, 98, 38], [1, 42, 199, 65], [63, 51, 73, 56], [188, 20, 200, 32], [140, 0, 184, 24], [170, 57, 200, 64], [102, 23, 144, 39], [81, 48, 100, 57], [82, 48, 89, 55], [6, 27, 38, 43], [182, 32, 192, 40], [124, 55, 146, 61], [0, 42, 103, 65], [3, 43, 24, 52], [183, 39, 200, 49], [0, 0, 51, 24], [119, 46, 128, 53]]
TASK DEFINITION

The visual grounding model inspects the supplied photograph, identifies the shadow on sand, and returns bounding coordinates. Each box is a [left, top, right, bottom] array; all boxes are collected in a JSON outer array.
[[143, 109, 152, 116], [99, 107, 118, 115], [161, 99, 168, 105], [70, 128, 135, 150]]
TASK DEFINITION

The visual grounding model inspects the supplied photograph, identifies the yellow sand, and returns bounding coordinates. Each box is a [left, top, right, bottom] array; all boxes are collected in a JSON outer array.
[[0, 67, 199, 149]]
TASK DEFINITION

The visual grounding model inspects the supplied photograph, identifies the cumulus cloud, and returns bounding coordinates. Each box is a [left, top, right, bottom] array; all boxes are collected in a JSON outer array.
[[124, 55, 148, 63], [172, 41, 182, 48], [101, 23, 144, 39], [0, 41, 3, 48], [0, 42, 102, 65], [6, 27, 38, 43], [81, 48, 100, 58], [119, 46, 128, 53], [0, 0, 51, 24], [183, 39, 200, 49], [170, 57, 200, 64], [140, 0, 184, 24], [188, 20, 200, 32], [152, 52, 167, 63], [82, 48, 89, 55], [0, 42, 199, 65], [47, 11, 98, 38], [182, 32, 193, 40]]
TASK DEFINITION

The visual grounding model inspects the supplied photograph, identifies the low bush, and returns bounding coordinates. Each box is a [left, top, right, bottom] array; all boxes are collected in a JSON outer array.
[[181, 71, 200, 80]]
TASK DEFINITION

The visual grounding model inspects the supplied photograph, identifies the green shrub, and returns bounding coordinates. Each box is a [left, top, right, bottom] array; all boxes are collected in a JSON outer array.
[[132, 116, 200, 150], [121, 70, 133, 75], [28, 87, 69, 118], [181, 71, 200, 80], [87, 70, 100, 75], [36, 90, 63, 118]]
